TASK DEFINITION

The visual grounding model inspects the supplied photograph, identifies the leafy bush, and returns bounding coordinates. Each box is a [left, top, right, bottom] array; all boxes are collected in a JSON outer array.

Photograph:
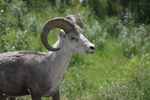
[[6, 0, 41, 34], [117, 12, 150, 57], [0, 30, 29, 52], [0, 32, 9, 52], [23, 13, 42, 35], [8, 0, 27, 30], [12, 31, 29, 51], [83, 16, 107, 50]]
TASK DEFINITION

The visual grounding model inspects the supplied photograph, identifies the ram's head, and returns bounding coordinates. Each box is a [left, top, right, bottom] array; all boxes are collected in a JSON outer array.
[[41, 15, 95, 55]]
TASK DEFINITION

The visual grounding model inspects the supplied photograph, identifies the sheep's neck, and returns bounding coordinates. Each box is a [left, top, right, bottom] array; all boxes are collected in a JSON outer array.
[[47, 41, 73, 82]]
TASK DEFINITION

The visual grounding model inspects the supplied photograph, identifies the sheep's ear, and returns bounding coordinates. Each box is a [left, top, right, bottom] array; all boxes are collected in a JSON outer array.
[[57, 30, 66, 39]]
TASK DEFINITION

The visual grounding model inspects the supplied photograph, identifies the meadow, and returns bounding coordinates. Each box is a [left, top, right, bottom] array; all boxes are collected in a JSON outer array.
[[0, 0, 150, 100]]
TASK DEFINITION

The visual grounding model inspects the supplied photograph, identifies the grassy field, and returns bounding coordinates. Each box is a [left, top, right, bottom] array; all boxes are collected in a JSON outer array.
[[1, 0, 150, 100]]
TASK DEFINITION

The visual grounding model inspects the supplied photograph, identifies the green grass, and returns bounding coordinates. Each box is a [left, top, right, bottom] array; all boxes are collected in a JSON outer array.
[[1, 0, 150, 100]]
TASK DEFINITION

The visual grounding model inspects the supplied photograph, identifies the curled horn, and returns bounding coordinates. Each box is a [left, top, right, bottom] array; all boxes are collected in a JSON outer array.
[[66, 15, 83, 29], [41, 17, 75, 51]]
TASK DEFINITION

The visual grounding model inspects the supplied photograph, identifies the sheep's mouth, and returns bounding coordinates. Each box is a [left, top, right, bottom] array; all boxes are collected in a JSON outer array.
[[86, 51, 94, 55]]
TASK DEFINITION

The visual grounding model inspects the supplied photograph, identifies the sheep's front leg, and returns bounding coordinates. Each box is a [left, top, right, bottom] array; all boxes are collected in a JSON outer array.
[[30, 92, 42, 100], [52, 90, 60, 100], [31, 95, 42, 100]]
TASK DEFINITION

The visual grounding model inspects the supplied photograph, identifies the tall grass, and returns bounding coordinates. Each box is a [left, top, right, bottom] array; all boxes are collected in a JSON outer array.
[[102, 55, 150, 100]]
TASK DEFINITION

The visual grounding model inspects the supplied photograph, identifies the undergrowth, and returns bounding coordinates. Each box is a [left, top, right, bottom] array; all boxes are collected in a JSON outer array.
[[102, 55, 150, 100]]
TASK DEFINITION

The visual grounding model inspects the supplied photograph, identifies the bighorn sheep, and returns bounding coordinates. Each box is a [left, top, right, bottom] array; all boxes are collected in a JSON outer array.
[[0, 15, 95, 100]]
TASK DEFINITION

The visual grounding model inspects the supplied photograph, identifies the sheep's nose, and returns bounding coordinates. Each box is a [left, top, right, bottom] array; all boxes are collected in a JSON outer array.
[[90, 46, 95, 50], [86, 44, 95, 55]]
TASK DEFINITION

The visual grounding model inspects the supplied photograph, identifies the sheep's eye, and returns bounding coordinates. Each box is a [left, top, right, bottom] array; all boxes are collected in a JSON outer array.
[[71, 37, 76, 40]]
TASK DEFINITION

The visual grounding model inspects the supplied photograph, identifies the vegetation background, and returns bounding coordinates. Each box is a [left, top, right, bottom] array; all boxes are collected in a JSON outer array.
[[0, 0, 150, 99]]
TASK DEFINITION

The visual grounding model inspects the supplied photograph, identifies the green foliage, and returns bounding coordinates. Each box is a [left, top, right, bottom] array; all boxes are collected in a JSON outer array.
[[8, 0, 27, 30], [84, 19, 107, 50], [86, 0, 123, 19], [118, 12, 150, 57], [129, 0, 150, 23], [102, 55, 150, 100], [0, 30, 29, 52], [61, 66, 86, 99], [86, 0, 108, 18], [23, 13, 42, 35], [85, 0, 150, 23], [12, 31, 29, 51], [0, 10, 5, 30], [0, 32, 9, 52]]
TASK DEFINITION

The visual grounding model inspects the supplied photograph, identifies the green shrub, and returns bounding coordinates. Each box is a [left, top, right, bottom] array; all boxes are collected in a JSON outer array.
[[12, 31, 29, 51], [117, 12, 150, 57], [23, 13, 42, 35], [8, 0, 27, 30], [0, 30, 29, 52], [83, 16, 107, 50], [0, 32, 9, 52]]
